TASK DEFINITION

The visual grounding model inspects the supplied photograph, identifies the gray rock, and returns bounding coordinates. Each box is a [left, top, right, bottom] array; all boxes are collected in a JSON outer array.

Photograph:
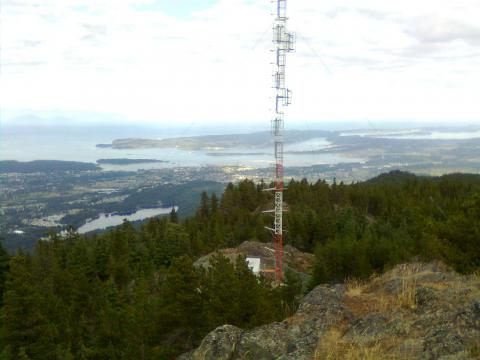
[[179, 325, 242, 360], [454, 301, 480, 330], [415, 286, 437, 307], [393, 338, 424, 358], [180, 284, 349, 360], [345, 313, 388, 338], [437, 351, 473, 360], [180, 262, 480, 360], [235, 285, 348, 360], [424, 326, 465, 359], [236, 322, 289, 359], [414, 272, 456, 284], [297, 284, 345, 314]]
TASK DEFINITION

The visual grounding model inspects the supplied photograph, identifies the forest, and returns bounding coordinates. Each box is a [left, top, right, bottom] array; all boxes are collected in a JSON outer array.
[[0, 170, 479, 359]]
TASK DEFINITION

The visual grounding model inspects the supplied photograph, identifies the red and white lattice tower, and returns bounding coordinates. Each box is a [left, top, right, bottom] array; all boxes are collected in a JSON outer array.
[[265, 0, 295, 282]]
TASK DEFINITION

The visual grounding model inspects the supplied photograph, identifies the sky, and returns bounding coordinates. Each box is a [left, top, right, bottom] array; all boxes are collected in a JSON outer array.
[[1, 0, 480, 127]]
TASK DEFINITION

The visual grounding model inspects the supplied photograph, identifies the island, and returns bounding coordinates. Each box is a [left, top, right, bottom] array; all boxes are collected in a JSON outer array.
[[98, 130, 333, 150]]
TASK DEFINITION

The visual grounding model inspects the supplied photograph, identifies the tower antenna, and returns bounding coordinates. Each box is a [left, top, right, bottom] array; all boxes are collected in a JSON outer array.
[[264, 0, 295, 282]]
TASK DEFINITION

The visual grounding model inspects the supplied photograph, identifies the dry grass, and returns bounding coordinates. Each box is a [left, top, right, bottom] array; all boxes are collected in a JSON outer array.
[[345, 278, 418, 316], [281, 302, 298, 318], [344, 276, 398, 316], [366, 263, 423, 311], [471, 340, 480, 358], [374, 293, 397, 313], [343, 294, 377, 318], [397, 275, 417, 310], [472, 270, 480, 280], [318, 263, 479, 360], [383, 263, 423, 280], [345, 278, 367, 297], [314, 328, 400, 360]]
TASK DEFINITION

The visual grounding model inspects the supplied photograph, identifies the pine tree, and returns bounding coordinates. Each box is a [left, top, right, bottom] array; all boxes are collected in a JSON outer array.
[[211, 193, 218, 214], [169, 207, 179, 223], [3, 254, 56, 359], [0, 241, 10, 307], [161, 256, 204, 346], [281, 269, 303, 315], [233, 256, 279, 328], [199, 191, 210, 218], [202, 254, 239, 327]]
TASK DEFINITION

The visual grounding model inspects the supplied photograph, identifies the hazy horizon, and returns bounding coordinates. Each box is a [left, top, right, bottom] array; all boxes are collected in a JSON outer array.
[[2, 111, 479, 132]]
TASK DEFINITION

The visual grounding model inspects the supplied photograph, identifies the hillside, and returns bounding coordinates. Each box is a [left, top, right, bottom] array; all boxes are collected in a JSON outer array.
[[181, 262, 480, 359], [0, 171, 479, 359]]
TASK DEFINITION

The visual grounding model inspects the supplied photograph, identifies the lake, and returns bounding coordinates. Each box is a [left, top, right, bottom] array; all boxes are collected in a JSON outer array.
[[77, 206, 177, 234]]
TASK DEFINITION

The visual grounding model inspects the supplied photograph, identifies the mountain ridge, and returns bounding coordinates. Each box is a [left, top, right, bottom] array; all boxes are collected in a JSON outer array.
[[181, 262, 480, 359]]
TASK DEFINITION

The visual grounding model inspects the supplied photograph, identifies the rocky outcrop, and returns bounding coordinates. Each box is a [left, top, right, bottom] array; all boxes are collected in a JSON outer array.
[[180, 262, 480, 359], [194, 241, 314, 281]]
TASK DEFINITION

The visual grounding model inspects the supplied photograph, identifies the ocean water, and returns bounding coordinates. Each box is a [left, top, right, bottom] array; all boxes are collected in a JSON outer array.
[[340, 129, 480, 140], [0, 125, 207, 163], [1, 125, 361, 169]]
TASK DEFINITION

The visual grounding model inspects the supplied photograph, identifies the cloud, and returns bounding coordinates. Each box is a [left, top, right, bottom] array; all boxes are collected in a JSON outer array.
[[1, 60, 46, 68], [1, 0, 480, 125], [405, 19, 480, 46], [81, 24, 108, 42]]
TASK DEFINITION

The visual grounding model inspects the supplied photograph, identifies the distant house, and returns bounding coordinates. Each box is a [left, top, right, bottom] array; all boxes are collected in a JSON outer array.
[[246, 257, 261, 276]]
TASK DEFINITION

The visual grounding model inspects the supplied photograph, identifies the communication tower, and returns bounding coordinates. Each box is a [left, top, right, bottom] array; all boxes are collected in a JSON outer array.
[[264, 0, 295, 282]]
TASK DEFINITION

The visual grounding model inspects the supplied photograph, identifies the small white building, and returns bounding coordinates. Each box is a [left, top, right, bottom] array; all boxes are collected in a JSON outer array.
[[246, 257, 261, 276]]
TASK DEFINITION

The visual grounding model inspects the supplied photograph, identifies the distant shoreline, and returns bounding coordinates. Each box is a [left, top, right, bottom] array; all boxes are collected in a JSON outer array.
[[0, 160, 98, 173], [96, 130, 333, 150]]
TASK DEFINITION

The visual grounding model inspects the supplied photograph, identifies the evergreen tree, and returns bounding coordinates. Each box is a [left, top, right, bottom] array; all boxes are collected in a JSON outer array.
[[161, 256, 204, 345], [211, 193, 218, 214], [199, 191, 210, 218], [1, 172, 480, 359], [169, 207, 179, 223], [0, 242, 10, 307], [3, 254, 56, 359], [281, 269, 303, 315], [202, 254, 238, 328]]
